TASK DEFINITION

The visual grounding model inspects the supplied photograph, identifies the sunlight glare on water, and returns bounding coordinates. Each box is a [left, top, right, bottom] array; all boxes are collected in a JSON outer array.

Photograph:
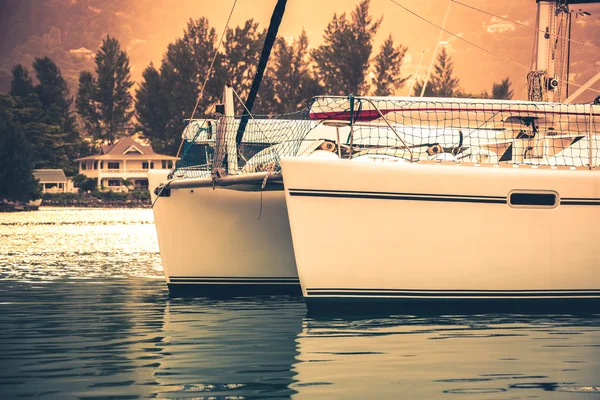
[[0, 207, 163, 280]]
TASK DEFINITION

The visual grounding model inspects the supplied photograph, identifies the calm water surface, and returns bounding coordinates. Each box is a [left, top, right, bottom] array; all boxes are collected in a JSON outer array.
[[0, 208, 599, 399]]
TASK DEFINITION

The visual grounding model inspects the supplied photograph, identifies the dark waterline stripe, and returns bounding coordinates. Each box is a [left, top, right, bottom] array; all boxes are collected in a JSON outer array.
[[289, 189, 506, 204], [290, 188, 505, 200], [170, 276, 299, 281], [306, 289, 600, 298], [290, 189, 600, 207], [561, 200, 600, 206], [170, 277, 300, 285]]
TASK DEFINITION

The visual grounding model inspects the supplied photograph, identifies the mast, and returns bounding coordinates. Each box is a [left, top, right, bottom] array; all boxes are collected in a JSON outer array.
[[234, 0, 288, 147], [529, 0, 598, 102], [529, 0, 558, 102]]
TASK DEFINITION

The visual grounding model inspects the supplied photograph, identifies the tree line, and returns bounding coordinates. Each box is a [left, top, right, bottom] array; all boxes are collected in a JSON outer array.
[[1, 0, 513, 202]]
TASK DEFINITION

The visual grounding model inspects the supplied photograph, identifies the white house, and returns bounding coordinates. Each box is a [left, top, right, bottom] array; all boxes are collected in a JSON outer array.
[[33, 169, 71, 193], [75, 137, 177, 190]]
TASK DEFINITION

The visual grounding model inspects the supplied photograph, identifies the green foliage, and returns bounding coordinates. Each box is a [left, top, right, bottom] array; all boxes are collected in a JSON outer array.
[[311, 0, 382, 95], [259, 31, 322, 113], [136, 16, 278, 154], [6, 58, 85, 175], [72, 173, 87, 186], [76, 71, 102, 139], [78, 178, 97, 192], [222, 19, 265, 100], [455, 77, 514, 100], [413, 47, 460, 97], [42, 192, 78, 202], [491, 77, 514, 100], [135, 63, 172, 153], [10, 64, 34, 97], [0, 99, 40, 202], [76, 36, 134, 144], [130, 189, 150, 201], [136, 18, 226, 155], [41, 190, 150, 205], [372, 35, 409, 96], [33, 57, 73, 116], [90, 190, 128, 201]]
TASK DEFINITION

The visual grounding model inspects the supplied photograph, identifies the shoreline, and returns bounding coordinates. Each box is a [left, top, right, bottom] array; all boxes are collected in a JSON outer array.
[[1, 192, 151, 212], [40, 198, 151, 209]]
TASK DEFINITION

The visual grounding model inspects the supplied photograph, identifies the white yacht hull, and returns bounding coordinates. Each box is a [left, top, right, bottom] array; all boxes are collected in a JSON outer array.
[[281, 158, 600, 314], [148, 170, 299, 296]]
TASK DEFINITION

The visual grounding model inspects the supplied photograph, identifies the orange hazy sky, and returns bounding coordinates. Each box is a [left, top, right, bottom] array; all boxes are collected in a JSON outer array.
[[126, 0, 599, 101]]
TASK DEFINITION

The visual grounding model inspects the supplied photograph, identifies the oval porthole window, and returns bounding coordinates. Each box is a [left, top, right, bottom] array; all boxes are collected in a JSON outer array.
[[508, 190, 559, 209]]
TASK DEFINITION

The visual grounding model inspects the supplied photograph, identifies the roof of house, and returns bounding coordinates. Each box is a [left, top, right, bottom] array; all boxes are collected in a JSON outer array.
[[33, 169, 67, 182], [75, 137, 178, 161]]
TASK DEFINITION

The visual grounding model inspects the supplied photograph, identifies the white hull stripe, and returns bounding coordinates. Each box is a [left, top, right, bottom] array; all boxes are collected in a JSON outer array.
[[289, 189, 600, 206], [306, 289, 600, 298]]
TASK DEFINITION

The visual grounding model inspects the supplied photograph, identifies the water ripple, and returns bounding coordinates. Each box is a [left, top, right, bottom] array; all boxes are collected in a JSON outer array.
[[1, 209, 600, 399]]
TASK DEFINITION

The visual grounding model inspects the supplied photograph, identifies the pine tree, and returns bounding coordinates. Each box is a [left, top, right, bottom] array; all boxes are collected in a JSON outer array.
[[135, 64, 171, 153], [32, 57, 82, 174], [372, 35, 409, 96], [413, 47, 459, 97], [312, 0, 382, 95], [260, 31, 322, 113], [76, 71, 102, 139], [76, 35, 134, 144], [136, 18, 226, 155], [33, 57, 72, 114], [9, 64, 34, 98], [222, 19, 265, 101], [0, 96, 40, 202], [491, 77, 514, 100]]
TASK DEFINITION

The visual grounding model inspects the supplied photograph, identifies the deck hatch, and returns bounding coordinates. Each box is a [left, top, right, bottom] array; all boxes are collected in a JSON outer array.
[[509, 191, 558, 208]]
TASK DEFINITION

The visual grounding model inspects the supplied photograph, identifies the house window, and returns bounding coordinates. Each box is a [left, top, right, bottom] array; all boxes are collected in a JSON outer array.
[[162, 160, 173, 169], [94, 161, 98, 169], [107, 162, 119, 170], [108, 179, 121, 187], [150, 162, 154, 169], [81, 162, 87, 170], [142, 162, 149, 169], [100, 161, 104, 169], [59, 183, 63, 189]]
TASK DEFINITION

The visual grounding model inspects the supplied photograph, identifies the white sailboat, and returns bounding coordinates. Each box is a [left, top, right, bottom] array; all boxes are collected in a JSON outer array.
[[151, 0, 599, 299], [281, 0, 600, 313]]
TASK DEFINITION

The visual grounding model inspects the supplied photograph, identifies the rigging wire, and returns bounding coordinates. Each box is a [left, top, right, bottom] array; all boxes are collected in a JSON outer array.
[[450, 0, 600, 53], [387, 0, 600, 96], [408, 50, 426, 96], [187, 0, 238, 123], [388, 0, 530, 69], [420, 0, 452, 97]]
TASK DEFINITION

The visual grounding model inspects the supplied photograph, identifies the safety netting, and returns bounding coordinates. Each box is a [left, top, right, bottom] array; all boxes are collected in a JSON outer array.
[[172, 95, 599, 179], [173, 108, 316, 178], [309, 96, 599, 167]]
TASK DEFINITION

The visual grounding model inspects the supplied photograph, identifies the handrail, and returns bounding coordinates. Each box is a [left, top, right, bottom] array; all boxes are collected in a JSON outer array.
[[356, 97, 414, 162]]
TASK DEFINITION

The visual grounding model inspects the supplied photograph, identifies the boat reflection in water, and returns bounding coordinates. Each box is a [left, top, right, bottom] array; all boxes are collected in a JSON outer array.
[[292, 314, 600, 399], [1, 278, 599, 398], [154, 296, 304, 398]]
